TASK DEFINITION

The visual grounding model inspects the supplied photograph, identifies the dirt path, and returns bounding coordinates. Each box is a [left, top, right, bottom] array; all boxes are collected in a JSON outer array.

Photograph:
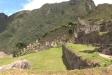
[[99, 53, 112, 60]]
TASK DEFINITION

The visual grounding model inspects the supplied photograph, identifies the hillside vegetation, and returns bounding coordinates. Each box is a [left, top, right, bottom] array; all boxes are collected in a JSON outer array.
[[1, 0, 112, 74], [0, 0, 95, 51], [0, 13, 8, 32], [86, 4, 112, 20]]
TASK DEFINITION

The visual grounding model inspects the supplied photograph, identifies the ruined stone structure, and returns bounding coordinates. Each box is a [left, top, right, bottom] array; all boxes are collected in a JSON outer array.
[[76, 18, 100, 34], [23, 26, 75, 52], [62, 45, 100, 70], [74, 19, 112, 45], [78, 25, 100, 34], [22, 19, 112, 53]]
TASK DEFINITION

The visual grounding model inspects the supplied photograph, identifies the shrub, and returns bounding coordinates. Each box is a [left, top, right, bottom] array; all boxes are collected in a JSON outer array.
[[12, 42, 27, 57]]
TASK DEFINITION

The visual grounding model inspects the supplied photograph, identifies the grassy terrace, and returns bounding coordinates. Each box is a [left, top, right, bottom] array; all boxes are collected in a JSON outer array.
[[0, 47, 66, 71], [0, 43, 112, 75], [0, 44, 112, 75], [67, 43, 112, 67], [0, 57, 13, 66], [19, 48, 66, 71]]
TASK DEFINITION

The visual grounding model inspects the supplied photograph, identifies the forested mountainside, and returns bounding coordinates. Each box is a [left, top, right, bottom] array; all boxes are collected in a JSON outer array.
[[0, 13, 8, 32], [0, 0, 95, 52], [1, 0, 112, 54], [1, 0, 112, 74]]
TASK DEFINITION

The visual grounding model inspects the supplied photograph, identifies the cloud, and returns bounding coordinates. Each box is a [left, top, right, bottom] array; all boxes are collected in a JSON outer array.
[[22, 0, 112, 10], [23, 0, 69, 10], [93, 0, 112, 5]]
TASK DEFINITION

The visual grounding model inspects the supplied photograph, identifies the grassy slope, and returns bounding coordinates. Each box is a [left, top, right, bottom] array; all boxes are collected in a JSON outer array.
[[0, 47, 66, 71], [19, 48, 66, 71], [0, 57, 13, 66], [0, 44, 112, 75], [0, 44, 112, 70], [67, 44, 112, 67]]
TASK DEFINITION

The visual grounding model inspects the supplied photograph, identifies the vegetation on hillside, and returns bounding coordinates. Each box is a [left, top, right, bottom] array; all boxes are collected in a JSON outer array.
[[0, 0, 95, 52], [0, 13, 8, 32], [1, 0, 112, 74], [86, 4, 112, 20]]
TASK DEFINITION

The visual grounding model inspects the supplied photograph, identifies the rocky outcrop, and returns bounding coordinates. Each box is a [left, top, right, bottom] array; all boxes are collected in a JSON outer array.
[[11, 59, 31, 69], [0, 59, 31, 72], [70, 0, 95, 11]]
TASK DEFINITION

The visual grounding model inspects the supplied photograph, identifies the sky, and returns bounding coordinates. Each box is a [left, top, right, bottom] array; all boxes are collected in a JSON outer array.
[[0, 0, 112, 15]]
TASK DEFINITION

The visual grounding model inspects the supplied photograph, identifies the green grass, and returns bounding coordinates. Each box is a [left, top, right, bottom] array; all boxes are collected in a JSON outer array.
[[99, 32, 108, 36], [0, 43, 112, 72], [0, 57, 13, 66], [19, 47, 66, 71], [0, 44, 112, 75], [0, 47, 66, 71], [67, 43, 112, 67]]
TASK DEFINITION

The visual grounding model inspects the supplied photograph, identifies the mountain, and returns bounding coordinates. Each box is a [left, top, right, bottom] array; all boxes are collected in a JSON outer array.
[[86, 4, 112, 20], [0, 0, 95, 52], [0, 13, 8, 32]]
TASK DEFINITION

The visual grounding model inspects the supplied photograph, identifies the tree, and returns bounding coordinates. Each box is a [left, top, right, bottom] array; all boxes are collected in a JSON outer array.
[[12, 42, 26, 57], [68, 22, 75, 34], [16, 42, 26, 49]]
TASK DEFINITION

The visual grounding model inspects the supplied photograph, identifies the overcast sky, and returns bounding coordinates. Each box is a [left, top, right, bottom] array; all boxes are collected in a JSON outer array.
[[0, 0, 112, 15]]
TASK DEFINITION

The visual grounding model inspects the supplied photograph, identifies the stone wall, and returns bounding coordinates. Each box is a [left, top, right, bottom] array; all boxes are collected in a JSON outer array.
[[75, 31, 101, 44], [22, 25, 75, 52], [62, 45, 100, 70]]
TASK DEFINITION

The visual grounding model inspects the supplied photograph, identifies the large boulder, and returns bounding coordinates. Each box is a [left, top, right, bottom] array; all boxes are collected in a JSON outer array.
[[0, 59, 31, 72], [11, 59, 31, 69]]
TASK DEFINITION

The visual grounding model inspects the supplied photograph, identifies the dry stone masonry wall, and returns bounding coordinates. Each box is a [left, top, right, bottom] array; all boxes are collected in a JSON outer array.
[[62, 45, 100, 70]]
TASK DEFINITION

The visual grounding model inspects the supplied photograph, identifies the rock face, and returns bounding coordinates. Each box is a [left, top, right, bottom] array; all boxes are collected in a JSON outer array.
[[70, 0, 95, 11]]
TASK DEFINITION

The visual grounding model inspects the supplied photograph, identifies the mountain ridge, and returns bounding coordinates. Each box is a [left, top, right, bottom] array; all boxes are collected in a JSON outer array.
[[0, 0, 107, 53], [2, 0, 112, 48]]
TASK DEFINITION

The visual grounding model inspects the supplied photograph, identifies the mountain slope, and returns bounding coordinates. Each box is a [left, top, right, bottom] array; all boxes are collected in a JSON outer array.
[[86, 4, 112, 20], [0, 0, 95, 51], [0, 13, 8, 32]]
